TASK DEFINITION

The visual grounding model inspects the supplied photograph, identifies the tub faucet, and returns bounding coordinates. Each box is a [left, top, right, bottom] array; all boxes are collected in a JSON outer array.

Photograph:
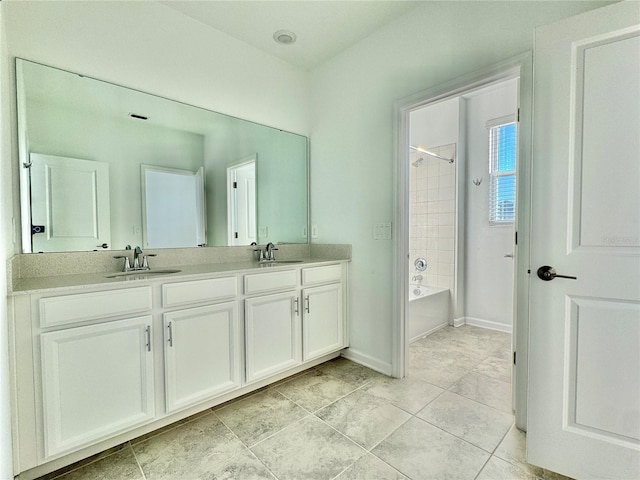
[[412, 274, 424, 282]]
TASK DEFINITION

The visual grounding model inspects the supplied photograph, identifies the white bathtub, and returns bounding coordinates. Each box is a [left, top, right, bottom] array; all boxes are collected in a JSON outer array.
[[408, 284, 450, 342]]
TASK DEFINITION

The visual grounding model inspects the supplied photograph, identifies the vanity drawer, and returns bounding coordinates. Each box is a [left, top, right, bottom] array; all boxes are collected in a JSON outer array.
[[244, 270, 298, 295], [162, 276, 237, 308], [39, 286, 152, 328], [302, 264, 342, 286]]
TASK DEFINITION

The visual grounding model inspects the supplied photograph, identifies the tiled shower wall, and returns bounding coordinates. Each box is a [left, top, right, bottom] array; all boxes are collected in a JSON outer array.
[[409, 143, 456, 290]]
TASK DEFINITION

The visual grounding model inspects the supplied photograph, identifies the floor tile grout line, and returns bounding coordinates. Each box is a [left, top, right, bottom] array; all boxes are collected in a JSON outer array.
[[472, 453, 494, 480], [211, 408, 282, 479], [127, 441, 148, 480], [429, 388, 516, 423], [272, 376, 365, 415], [245, 412, 313, 450], [250, 410, 370, 479], [47, 443, 131, 480], [413, 409, 515, 456]]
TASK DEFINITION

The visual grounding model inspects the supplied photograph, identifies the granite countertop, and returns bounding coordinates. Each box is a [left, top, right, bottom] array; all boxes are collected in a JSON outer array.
[[11, 258, 345, 295]]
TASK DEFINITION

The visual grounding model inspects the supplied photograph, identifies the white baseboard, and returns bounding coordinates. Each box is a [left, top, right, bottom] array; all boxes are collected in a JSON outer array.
[[409, 323, 448, 343], [453, 317, 465, 327], [453, 316, 512, 334], [340, 348, 393, 376]]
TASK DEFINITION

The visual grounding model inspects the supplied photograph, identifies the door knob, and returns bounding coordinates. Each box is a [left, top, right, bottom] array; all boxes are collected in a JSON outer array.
[[537, 265, 577, 281]]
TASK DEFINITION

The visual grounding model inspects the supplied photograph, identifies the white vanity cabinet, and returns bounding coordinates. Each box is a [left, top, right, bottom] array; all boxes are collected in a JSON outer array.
[[40, 316, 155, 458], [10, 260, 348, 480], [163, 302, 241, 413], [243, 269, 301, 384], [301, 264, 345, 361], [244, 291, 301, 383], [302, 283, 343, 361], [161, 276, 241, 413]]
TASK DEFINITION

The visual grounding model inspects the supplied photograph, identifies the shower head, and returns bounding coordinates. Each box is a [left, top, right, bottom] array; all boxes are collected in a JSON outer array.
[[412, 157, 424, 167]]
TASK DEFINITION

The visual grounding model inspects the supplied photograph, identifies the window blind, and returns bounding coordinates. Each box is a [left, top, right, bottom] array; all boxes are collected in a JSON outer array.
[[488, 122, 517, 225]]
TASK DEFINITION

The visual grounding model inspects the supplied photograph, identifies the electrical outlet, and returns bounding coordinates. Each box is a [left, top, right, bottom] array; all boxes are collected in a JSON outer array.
[[302, 226, 308, 238], [258, 226, 268, 238], [311, 224, 319, 239]]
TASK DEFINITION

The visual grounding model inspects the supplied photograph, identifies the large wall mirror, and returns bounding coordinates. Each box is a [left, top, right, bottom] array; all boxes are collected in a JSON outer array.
[[16, 59, 309, 253]]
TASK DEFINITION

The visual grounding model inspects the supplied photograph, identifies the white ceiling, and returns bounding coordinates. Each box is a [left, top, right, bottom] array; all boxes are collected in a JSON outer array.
[[161, 1, 422, 71]]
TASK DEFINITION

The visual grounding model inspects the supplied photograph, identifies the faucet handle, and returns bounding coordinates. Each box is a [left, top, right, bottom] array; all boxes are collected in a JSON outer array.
[[142, 254, 156, 269], [114, 255, 132, 272]]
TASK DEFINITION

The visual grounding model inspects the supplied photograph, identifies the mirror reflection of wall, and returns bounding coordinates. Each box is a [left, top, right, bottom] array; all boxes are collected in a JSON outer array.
[[16, 59, 309, 253], [141, 165, 206, 249]]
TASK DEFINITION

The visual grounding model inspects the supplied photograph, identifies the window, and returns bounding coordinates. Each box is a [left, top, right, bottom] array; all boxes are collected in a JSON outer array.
[[489, 121, 517, 225]]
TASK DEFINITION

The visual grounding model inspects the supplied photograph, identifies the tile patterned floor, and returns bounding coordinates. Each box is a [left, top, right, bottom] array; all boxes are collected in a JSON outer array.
[[41, 325, 571, 480]]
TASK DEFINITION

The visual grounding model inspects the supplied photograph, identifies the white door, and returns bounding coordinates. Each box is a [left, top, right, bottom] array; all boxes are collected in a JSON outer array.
[[302, 284, 343, 361], [227, 156, 257, 246], [40, 316, 154, 457], [163, 302, 241, 413], [142, 165, 206, 248], [528, 3, 640, 479], [30, 153, 111, 252], [244, 292, 301, 384]]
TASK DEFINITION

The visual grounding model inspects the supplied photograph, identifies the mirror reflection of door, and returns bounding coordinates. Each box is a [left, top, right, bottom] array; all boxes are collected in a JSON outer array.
[[141, 165, 206, 248], [30, 153, 111, 252], [227, 155, 257, 246]]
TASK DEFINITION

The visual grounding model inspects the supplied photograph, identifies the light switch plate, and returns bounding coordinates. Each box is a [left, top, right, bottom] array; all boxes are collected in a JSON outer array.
[[373, 222, 392, 240], [258, 226, 268, 238]]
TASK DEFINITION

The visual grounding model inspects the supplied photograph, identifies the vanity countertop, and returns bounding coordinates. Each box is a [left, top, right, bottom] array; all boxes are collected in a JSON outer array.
[[11, 258, 346, 295]]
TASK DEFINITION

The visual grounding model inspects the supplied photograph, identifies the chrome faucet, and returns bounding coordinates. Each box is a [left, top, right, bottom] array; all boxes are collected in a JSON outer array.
[[114, 246, 156, 272], [265, 242, 278, 261], [133, 246, 144, 269]]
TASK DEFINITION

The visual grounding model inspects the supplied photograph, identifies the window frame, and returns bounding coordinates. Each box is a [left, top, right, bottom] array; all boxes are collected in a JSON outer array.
[[487, 116, 518, 226]]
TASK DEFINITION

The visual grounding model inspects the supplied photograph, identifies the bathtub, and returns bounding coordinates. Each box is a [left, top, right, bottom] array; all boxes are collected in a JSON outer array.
[[408, 284, 450, 342]]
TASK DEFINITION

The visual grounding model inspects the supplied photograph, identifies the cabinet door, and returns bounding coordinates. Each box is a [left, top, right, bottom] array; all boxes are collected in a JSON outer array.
[[302, 284, 344, 361], [164, 302, 240, 413], [245, 292, 301, 384], [40, 316, 154, 458]]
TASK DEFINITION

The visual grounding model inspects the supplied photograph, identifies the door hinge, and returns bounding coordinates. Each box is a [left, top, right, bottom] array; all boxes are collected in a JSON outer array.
[[513, 351, 516, 365], [515, 231, 518, 245], [234, 232, 238, 239], [517, 108, 520, 122], [233, 181, 237, 189]]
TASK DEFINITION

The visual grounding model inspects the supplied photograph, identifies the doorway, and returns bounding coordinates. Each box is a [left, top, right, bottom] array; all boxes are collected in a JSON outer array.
[[394, 55, 533, 430], [227, 155, 257, 246]]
